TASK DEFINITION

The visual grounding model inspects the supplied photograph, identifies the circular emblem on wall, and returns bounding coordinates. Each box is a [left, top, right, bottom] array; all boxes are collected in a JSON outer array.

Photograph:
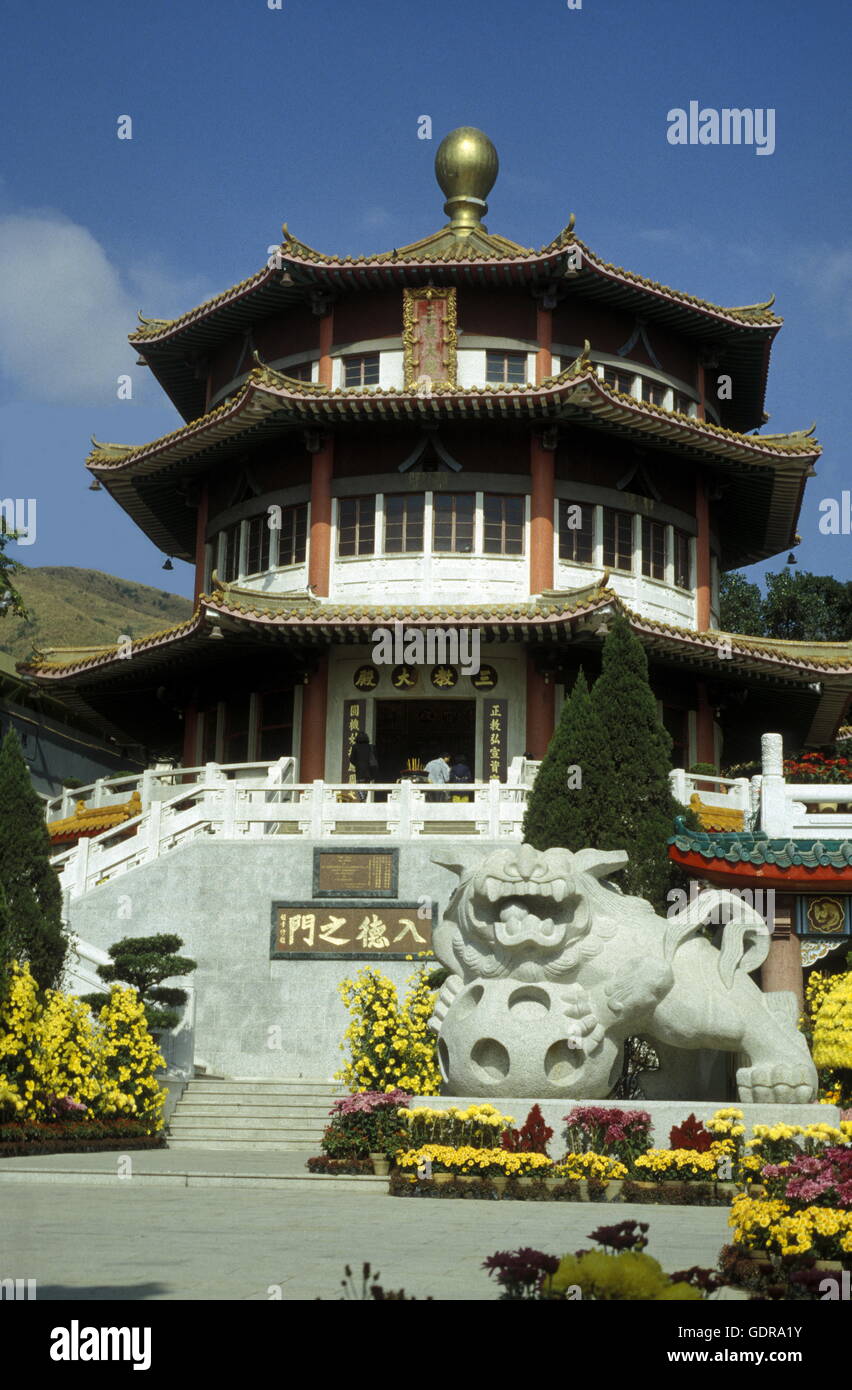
[[431, 665, 458, 689], [806, 896, 846, 934], [469, 665, 498, 691], [391, 664, 419, 690], [353, 664, 379, 691]]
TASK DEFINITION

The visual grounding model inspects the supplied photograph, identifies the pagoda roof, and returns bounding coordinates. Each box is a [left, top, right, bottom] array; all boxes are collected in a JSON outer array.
[[130, 224, 780, 427], [47, 790, 142, 845], [669, 823, 852, 889], [87, 355, 818, 568], [19, 577, 852, 746]]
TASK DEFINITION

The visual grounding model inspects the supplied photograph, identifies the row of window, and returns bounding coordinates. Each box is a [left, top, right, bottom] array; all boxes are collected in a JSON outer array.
[[269, 352, 698, 413], [199, 689, 295, 764], [214, 495, 693, 586]]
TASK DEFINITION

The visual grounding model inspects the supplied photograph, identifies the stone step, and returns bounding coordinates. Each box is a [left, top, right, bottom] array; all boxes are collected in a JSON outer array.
[[183, 1081, 341, 1095], [174, 1104, 333, 1118], [168, 1126, 319, 1144], [170, 1115, 322, 1134], [166, 1139, 318, 1152]]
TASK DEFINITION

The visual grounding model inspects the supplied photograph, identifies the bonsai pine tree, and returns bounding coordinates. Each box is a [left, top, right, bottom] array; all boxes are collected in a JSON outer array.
[[82, 933, 197, 1033], [0, 728, 66, 990], [589, 614, 682, 912], [522, 669, 613, 852]]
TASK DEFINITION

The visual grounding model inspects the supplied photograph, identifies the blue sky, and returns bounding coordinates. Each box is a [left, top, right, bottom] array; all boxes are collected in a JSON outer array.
[[1, 0, 849, 599]]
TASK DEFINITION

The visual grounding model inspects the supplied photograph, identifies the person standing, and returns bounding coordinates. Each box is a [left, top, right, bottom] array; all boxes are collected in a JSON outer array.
[[424, 751, 451, 803], [349, 730, 376, 801], [448, 753, 473, 802]]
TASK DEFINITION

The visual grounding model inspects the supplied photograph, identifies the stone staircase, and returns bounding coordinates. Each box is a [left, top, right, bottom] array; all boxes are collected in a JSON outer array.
[[167, 1078, 344, 1151]]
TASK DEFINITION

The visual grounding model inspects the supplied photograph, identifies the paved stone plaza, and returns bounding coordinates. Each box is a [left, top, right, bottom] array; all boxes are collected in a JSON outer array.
[[1, 1149, 732, 1301]]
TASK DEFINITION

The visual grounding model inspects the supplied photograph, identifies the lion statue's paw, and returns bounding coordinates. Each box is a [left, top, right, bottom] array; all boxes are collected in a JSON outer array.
[[603, 958, 674, 1019], [736, 1063, 817, 1104]]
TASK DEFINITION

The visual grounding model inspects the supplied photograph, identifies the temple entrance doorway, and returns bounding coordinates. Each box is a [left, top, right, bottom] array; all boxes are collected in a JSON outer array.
[[374, 700, 477, 784]]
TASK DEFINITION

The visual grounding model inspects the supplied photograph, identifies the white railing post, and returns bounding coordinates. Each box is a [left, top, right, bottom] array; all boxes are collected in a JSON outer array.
[[759, 733, 789, 836], [75, 837, 90, 897], [669, 767, 689, 806], [397, 780, 412, 837], [146, 799, 163, 861], [221, 781, 238, 837], [489, 779, 501, 837], [60, 789, 73, 818], [310, 780, 325, 838], [92, 778, 106, 809], [140, 768, 156, 810]]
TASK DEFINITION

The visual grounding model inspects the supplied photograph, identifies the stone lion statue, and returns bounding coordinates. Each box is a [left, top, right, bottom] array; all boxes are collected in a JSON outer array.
[[430, 843, 817, 1103]]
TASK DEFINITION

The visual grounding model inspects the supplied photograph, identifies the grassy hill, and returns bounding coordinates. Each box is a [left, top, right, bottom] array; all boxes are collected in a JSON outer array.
[[0, 566, 193, 664]]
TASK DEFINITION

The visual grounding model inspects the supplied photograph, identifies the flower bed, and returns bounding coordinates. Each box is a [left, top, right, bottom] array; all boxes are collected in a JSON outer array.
[[305, 1155, 375, 1176], [0, 1118, 166, 1157]]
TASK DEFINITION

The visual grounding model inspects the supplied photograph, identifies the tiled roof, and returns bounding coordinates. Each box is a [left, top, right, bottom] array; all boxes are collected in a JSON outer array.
[[670, 822, 852, 869]]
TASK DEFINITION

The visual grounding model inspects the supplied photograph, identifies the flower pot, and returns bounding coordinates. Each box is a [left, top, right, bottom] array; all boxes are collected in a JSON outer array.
[[370, 1153, 390, 1177], [814, 1259, 844, 1273], [492, 1176, 508, 1195], [431, 1172, 453, 1185]]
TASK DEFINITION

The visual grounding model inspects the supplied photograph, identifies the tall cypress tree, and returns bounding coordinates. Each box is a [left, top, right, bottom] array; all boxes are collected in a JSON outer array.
[[590, 614, 681, 912], [522, 668, 614, 851], [0, 729, 66, 990]]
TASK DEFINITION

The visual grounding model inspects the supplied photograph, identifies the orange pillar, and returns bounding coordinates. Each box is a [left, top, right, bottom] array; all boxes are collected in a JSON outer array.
[[525, 656, 555, 759], [300, 654, 329, 781], [761, 929, 804, 1011], [695, 681, 715, 766], [308, 440, 333, 597], [535, 305, 552, 383], [530, 433, 555, 594], [193, 480, 209, 602], [695, 472, 711, 630], [318, 308, 333, 389]]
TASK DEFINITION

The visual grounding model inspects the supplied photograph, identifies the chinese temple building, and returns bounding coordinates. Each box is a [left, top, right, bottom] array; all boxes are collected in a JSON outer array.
[[21, 129, 852, 1094], [20, 128, 851, 780]]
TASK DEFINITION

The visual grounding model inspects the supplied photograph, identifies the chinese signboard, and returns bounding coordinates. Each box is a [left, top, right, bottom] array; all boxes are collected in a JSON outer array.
[[271, 901, 434, 959], [402, 287, 457, 390], [313, 848, 398, 898], [342, 699, 366, 781], [482, 698, 508, 781]]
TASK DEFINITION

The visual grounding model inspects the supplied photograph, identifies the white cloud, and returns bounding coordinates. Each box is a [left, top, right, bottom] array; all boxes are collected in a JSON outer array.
[[0, 212, 211, 406]]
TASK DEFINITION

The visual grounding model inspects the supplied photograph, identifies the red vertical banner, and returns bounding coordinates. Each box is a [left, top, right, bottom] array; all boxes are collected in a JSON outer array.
[[342, 699, 366, 782], [483, 699, 508, 781]]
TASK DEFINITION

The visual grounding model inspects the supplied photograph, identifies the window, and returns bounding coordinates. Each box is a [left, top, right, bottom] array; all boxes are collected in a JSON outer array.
[[221, 523, 241, 582], [283, 360, 313, 382], [277, 504, 308, 567], [602, 507, 634, 571], [675, 392, 695, 417], [433, 493, 475, 553], [257, 689, 294, 761], [641, 517, 667, 580], [642, 377, 666, 407], [343, 353, 380, 387], [486, 350, 527, 385], [384, 494, 424, 553], [337, 496, 375, 556], [558, 499, 594, 564], [244, 514, 271, 576], [603, 366, 635, 395], [483, 494, 525, 555], [673, 528, 691, 589]]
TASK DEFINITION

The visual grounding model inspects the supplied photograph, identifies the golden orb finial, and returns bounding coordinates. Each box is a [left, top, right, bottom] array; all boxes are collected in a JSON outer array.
[[434, 127, 499, 234]]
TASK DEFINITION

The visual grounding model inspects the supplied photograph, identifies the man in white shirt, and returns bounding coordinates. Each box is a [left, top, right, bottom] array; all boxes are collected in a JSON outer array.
[[424, 752, 451, 802]]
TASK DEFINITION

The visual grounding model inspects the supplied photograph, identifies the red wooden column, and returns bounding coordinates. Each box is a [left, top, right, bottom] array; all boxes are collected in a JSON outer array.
[[525, 657, 555, 759], [530, 429, 556, 596], [761, 926, 804, 1010], [307, 307, 335, 598], [300, 654, 329, 781], [308, 438, 334, 597], [529, 305, 555, 596], [193, 480, 209, 602]]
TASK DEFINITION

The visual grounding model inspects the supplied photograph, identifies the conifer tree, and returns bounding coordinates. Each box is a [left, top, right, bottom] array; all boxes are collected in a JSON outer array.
[[589, 614, 681, 912], [0, 729, 66, 990], [522, 669, 613, 852], [82, 933, 197, 1033]]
